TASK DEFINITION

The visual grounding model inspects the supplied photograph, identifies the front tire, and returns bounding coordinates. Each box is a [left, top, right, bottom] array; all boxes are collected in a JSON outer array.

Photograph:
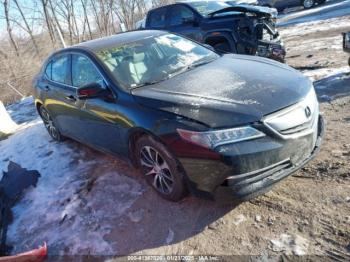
[[39, 106, 64, 141], [135, 135, 187, 201]]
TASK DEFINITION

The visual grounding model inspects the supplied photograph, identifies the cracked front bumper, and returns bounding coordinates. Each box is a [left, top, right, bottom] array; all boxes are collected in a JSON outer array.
[[215, 115, 325, 200], [179, 115, 325, 201]]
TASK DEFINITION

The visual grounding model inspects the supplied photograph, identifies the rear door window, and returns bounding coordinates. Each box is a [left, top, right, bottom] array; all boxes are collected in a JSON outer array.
[[148, 7, 167, 28], [51, 55, 69, 84]]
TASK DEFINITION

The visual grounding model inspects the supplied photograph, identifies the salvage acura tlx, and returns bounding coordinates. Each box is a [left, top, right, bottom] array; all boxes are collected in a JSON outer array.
[[33, 30, 324, 201]]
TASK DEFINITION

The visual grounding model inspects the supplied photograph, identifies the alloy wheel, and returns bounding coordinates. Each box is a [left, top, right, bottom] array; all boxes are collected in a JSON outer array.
[[40, 107, 60, 140], [140, 146, 174, 195], [303, 0, 314, 8]]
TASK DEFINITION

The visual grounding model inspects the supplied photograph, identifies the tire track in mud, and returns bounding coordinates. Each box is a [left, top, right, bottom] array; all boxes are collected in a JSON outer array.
[[317, 216, 350, 261]]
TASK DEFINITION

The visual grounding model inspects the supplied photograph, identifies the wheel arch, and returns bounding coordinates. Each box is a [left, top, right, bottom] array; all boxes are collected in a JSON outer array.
[[204, 31, 237, 53], [128, 127, 157, 167], [35, 100, 43, 114], [127, 127, 184, 173]]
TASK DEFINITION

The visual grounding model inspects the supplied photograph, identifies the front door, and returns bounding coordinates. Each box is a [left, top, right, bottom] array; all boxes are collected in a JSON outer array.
[[70, 53, 123, 155]]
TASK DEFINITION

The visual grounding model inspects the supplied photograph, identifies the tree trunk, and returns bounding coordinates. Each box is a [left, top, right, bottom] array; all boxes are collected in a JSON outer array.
[[13, 0, 40, 57], [40, 0, 56, 46], [3, 0, 20, 57], [48, 0, 65, 43], [81, 0, 92, 39]]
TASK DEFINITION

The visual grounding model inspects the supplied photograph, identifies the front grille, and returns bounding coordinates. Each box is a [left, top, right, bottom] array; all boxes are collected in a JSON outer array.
[[226, 158, 292, 189], [280, 122, 310, 135], [263, 88, 319, 138]]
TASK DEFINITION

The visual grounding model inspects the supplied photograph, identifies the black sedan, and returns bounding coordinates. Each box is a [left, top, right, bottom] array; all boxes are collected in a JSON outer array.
[[33, 30, 324, 201], [258, 0, 326, 12]]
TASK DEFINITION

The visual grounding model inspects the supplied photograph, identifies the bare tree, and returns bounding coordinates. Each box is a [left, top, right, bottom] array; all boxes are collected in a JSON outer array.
[[90, 0, 103, 36], [0, 0, 173, 104], [151, 0, 174, 7], [113, 0, 145, 31], [80, 0, 92, 39], [13, 0, 40, 57], [48, 0, 65, 42], [0, 48, 16, 78], [40, 0, 56, 45], [2, 0, 20, 56]]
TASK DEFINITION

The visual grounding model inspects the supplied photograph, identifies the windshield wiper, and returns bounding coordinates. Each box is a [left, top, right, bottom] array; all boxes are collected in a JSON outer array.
[[132, 79, 164, 89], [189, 58, 215, 69], [131, 59, 214, 89]]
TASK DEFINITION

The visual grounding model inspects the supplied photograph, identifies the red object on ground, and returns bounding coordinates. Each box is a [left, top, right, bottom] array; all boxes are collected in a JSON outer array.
[[0, 242, 47, 262]]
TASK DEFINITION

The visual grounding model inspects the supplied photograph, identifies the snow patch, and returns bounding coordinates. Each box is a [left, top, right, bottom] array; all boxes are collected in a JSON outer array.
[[287, 36, 343, 52], [0, 108, 145, 255], [270, 234, 309, 255], [278, 0, 350, 27], [165, 229, 174, 244], [0, 101, 19, 134], [279, 16, 350, 39], [232, 214, 246, 226], [303, 66, 349, 81], [128, 209, 144, 223]]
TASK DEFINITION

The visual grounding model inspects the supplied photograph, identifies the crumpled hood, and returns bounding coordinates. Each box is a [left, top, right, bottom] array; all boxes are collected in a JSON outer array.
[[132, 54, 312, 128], [209, 4, 277, 18]]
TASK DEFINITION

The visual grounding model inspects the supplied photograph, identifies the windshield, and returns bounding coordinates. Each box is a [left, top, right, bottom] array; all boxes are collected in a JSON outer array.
[[186, 1, 231, 16], [96, 34, 219, 89]]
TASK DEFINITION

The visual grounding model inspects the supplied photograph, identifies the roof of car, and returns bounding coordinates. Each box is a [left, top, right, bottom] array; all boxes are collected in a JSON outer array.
[[73, 30, 166, 52]]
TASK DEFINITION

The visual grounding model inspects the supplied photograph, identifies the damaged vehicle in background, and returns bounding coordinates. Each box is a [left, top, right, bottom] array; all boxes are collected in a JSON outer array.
[[143, 0, 285, 62], [33, 31, 324, 201], [258, 0, 326, 13]]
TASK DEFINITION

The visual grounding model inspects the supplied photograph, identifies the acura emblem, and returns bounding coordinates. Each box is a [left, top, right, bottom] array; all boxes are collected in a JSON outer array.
[[305, 106, 311, 118]]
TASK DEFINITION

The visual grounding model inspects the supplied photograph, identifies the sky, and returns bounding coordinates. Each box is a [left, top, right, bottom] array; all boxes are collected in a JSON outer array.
[[0, 0, 41, 38], [0, 4, 5, 37]]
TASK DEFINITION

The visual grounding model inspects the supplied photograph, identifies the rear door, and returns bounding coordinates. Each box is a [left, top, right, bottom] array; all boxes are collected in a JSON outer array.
[[44, 53, 81, 138]]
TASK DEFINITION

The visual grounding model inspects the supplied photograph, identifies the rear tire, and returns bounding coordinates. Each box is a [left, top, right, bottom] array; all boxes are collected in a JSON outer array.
[[135, 135, 187, 201], [39, 106, 64, 142]]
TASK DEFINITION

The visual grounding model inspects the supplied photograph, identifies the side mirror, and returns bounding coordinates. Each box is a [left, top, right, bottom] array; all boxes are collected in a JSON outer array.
[[77, 82, 109, 99]]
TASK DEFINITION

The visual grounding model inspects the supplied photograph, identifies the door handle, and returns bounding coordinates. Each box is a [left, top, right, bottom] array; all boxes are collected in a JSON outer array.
[[44, 86, 50, 91], [65, 95, 77, 102]]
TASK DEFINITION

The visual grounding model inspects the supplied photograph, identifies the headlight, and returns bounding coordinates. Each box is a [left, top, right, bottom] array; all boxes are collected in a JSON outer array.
[[177, 126, 265, 149]]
